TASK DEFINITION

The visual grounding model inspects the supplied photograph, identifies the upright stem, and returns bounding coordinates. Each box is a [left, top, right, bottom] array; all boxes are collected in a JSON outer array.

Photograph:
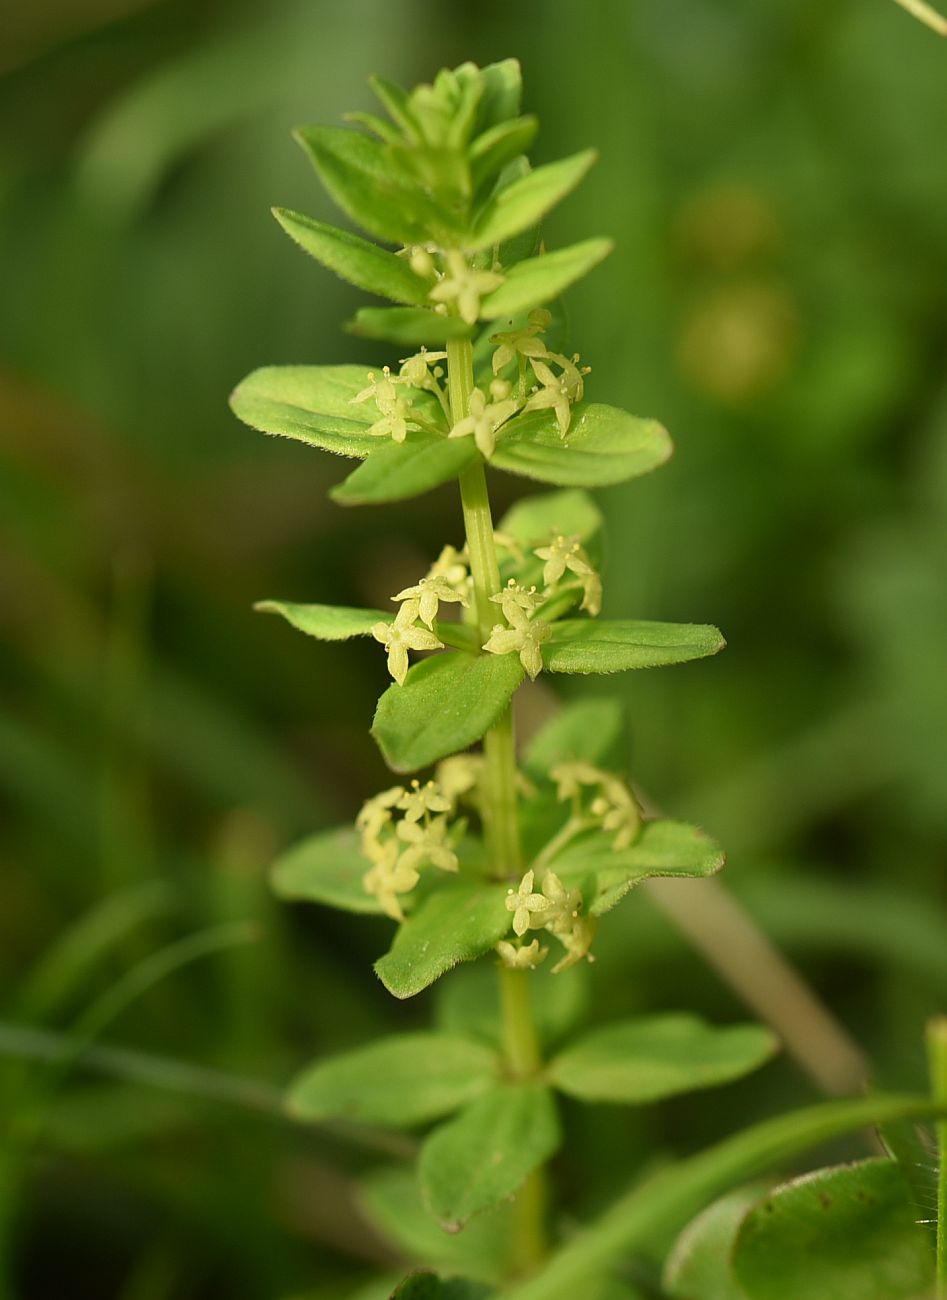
[[928, 1016, 947, 1297], [446, 336, 546, 1275]]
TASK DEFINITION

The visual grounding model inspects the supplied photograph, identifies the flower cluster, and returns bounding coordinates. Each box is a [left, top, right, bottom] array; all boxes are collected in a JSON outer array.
[[358, 778, 461, 920], [551, 761, 641, 850], [500, 868, 596, 973], [491, 308, 590, 436], [373, 546, 471, 684], [481, 532, 602, 678]]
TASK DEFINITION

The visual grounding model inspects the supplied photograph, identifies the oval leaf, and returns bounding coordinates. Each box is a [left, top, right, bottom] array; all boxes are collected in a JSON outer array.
[[420, 1084, 561, 1229], [551, 819, 725, 914], [287, 1032, 499, 1128], [481, 238, 613, 318], [255, 600, 387, 641], [358, 1166, 511, 1284], [544, 620, 725, 674], [294, 125, 447, 246], [498, 488, 603, 549], [548, 1014, 777, 1105], [347, 306, 474, 345], [492, 404, 672, 488], [332, 432, 478, 506], [375, 883, 511, 999], [523, 698, 625, 778], [469, 150, 597, 250], [229, 365, 382, 457], [733, 1159, 935, 1300], [664, 1183, 768, 1300], [270, 826, 379, 914], [272, 208, 430, 304], [372, 652, 525, 773]]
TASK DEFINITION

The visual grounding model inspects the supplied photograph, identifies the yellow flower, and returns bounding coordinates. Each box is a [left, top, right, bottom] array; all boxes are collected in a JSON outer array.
[[489, 579, 543, 623], [491, 308, 552, 373], [482, 608, 550, 680], [396, 813, 459, 873], [362, 840, 420, 921], [395, 778, 453, 822], [371, 603, 443, 685], [393, 575, 468, 630], [533, 533, 601, 614], [505, 869, 552, 937], [497, 938, 548, 970], [448, 387, 518, 459], [525, 358, 573, 436], [429, 250, 504, 324]]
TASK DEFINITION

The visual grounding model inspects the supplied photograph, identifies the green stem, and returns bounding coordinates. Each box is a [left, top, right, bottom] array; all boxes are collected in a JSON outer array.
[[928, 1016, 947, 1296], [447, 335, 546, 1276]]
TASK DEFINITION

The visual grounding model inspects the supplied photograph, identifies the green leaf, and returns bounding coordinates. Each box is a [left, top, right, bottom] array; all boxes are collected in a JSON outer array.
[[523, 699, 625, 778], [544, 620, 726, 674], [503, 1095, 945, 1300], [469, 150, 597, 250], [551, 819, 725, 915], [732, 1159, 935, 1300], [548, 1015, 777, 1105], [372, 652, 524, 773], [229, 365, 382, 457], [498, 488, 603, 549], [390, 1273, 494, 1300], [375, 883, 510, 999], [358, 1166, 512, 1283], [420, 1084, 561, 1229], [286, 1032, 498, 1128], [272, 208, 430, 304], [346, 306, 473, 346], [470, 117, 538, 193], [270, 826, 380, 915], [492, 404, 672, 488], [294, 125, 448, 246], [332, 432, 478, 507], [475, 58, 523, 133], [482, 239, 613, 318], [664, 1183, 767, 1300], [255, 600, 387, 641]]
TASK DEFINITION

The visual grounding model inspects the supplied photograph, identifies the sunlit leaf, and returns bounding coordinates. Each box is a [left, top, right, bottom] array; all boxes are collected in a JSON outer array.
[[470, 117, 538, 193], [492, 404, 672, 487], [420, 1084, 561, 1229], [229, 365, 381, 457], [732, 1159, 935, 1300], [295, 125, 451, 245], [372, 652, 524, 772], [469, 151, 597, 250], [375, 883, 510, 999], [272, 208, 430, 303], [332, 431, 477, 506], [549, 1015, 777, 1104], [482, 239, 613, 318], [544, 620, 725, 674], [287, 1032, 498, 1127], [254, 600, 387, 641]]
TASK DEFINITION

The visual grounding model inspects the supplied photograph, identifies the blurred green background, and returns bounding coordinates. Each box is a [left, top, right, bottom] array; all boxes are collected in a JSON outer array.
[[1, 1, 946, 1297]]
